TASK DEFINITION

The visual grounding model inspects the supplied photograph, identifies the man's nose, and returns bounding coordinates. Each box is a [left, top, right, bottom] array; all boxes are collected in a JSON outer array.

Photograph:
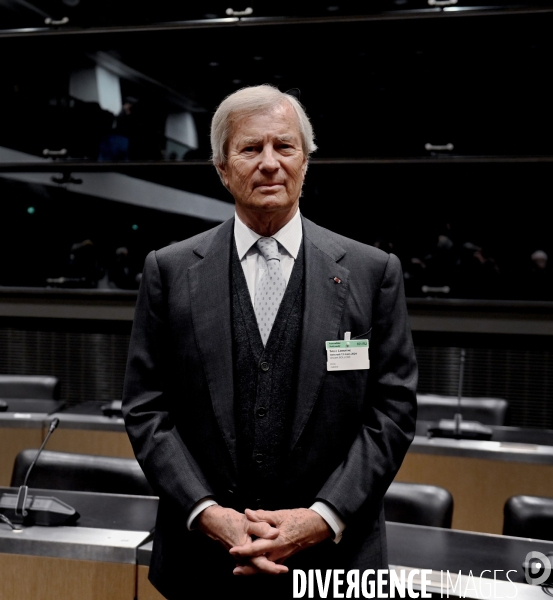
[[258, 146, 279, 171]]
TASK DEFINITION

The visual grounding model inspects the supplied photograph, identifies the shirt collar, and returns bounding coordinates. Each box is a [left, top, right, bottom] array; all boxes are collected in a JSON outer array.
[[234, 209, 303, 260]]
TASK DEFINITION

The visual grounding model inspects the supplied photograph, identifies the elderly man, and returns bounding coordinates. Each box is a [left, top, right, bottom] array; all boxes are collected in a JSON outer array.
[[123, 85, 417, 599]]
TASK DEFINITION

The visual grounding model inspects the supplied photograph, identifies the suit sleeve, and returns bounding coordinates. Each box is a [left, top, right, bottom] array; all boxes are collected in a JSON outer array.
[[122, 251, 214, 514], [315, 253, 418, 522]]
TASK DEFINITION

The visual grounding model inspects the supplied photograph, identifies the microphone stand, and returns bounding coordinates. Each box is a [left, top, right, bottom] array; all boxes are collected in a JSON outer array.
[[427, 348, 493, 441], [453, 349, 466, 439], [15, 418, 60, 521], [0, 417, 79, 527]]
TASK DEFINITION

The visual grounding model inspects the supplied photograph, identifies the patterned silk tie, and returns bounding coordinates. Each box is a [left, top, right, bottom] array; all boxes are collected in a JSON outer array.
[[254, 237, 286, 346]]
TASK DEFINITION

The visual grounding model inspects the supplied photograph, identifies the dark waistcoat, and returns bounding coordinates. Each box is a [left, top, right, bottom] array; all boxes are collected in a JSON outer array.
[[231, 239, 304, 509]]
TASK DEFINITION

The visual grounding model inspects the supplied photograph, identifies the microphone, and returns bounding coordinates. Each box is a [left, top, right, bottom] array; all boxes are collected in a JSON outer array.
[[0, 417, 79, 527], [427, 348, 493, 441], [453, 349, 466, 437], [15, 418, 60, 520]]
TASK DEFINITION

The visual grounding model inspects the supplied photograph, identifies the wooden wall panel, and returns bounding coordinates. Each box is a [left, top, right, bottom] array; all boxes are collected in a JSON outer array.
[[0, 553, 135, 600], [45, 429, 135, 459], [137, 565, 166, 600], [0, 427, 43, 486]]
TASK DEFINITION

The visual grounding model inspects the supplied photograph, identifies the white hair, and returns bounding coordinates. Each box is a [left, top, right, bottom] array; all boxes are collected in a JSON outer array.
[[210, 84, 317, 169]]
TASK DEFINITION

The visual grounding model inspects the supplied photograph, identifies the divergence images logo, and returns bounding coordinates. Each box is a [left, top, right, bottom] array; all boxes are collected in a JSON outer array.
[[524, 551, 552, 586]]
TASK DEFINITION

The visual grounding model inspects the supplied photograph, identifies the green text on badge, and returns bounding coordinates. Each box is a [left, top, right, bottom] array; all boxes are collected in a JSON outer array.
[[326, 340, 369, 350]]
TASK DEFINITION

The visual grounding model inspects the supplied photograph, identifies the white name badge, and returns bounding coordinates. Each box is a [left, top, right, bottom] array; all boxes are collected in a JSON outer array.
[[326, 339, 370, 371]]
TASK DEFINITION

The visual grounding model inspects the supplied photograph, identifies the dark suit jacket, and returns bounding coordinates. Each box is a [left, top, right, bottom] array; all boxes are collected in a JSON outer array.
[[122, 216, 417, 599]]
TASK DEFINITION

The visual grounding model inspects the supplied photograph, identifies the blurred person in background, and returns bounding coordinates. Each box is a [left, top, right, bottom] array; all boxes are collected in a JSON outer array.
[[525, 250, 553, 300]]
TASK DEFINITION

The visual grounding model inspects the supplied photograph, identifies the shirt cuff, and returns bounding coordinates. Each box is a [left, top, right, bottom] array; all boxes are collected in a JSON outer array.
[[186, 498, 218, 531], [310, 501, 346, 544]]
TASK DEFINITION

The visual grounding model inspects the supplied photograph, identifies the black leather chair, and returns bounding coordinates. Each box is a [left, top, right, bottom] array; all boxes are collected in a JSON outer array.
[[0, 375, 60, 400], [384, 481, 453, 528], [503, 495, 553, 541], [417, 394, 508, 425], [11, 449, 154, 496]]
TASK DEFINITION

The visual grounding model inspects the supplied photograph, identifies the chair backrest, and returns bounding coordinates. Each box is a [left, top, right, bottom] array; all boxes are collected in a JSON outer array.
[[0, 375, 60, 400], [417, 394, 508, 425], [11, 449, 154, 496], [384, 481, 453, 528], [503, 495, 553, 541]]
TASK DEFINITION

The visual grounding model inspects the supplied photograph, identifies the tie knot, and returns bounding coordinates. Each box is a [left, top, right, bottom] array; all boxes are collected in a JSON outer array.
[[256, 237, 280, 262]]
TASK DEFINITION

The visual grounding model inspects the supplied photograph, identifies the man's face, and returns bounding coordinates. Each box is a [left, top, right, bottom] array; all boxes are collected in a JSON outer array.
[[218, 102, 307, 220]]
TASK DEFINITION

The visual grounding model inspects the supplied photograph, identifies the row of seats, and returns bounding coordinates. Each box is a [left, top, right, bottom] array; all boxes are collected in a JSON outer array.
[[0, 375, 60, 400], [12, 448, 453, 526], [12, 449, 154, 496], [4, 375, 538, 539], [0, 375, 510, 426], [14, 448, 547, 539], [417, 394, 508, 425]]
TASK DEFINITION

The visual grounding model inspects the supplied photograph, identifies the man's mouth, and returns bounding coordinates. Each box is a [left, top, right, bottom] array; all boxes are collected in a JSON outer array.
[[254, 183, 284, 189]]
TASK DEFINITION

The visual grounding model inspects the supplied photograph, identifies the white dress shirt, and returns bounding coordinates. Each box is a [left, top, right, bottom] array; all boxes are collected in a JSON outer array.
[[234, 208, 302, 302], [187, 209, 345, 543]]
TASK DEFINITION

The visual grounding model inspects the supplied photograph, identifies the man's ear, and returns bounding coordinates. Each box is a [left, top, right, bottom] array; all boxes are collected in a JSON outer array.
[[217, 164, 229, 188], [301, 156, 308, 178]]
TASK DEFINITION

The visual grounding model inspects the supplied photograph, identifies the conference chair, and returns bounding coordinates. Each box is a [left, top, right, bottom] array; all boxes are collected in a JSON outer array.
[[384, 481, 454, 528], [503, 495, 553, 541], [0, 375, 60, 400], [417, 394, 508, 426], [11, 449, 154, 496]]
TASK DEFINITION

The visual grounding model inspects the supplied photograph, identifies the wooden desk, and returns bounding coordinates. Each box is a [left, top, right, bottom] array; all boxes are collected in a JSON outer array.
[[0, 414, 45, 486], [397, 435, 553, 534], [0, 553, 136, 600], [137, 542, 165, 600], [387, 521, 553, 598], [136, 523, 553, 600], [0, 487, 157, 600]]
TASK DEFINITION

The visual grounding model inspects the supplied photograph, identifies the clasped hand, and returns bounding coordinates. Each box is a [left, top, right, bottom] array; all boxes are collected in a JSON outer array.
[[197, 505, 331, 576]]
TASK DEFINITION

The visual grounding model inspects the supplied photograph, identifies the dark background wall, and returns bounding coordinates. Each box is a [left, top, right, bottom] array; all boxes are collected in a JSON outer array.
[[1, 1, 552, 427]]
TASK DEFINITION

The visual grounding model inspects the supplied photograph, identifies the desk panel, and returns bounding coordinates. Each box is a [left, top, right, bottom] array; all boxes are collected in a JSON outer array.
[[387, 521, 553, 584], [397, 451, 553, 534], [44, 428, 135, 458], [43, 413, 135, 459], [0, 425, 43, 486], [0, 553, 135, 600], [0, 487, 158, 536], [0, 489, 156, 599], [136, 525, 550, 600], [137, 565, 166, 600]]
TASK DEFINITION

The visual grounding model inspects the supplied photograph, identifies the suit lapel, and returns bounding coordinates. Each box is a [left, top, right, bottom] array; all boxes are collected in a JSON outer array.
[[188, 218, 238, 472], [187, 216, 349, 465], [289, 217, 350, 452]]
